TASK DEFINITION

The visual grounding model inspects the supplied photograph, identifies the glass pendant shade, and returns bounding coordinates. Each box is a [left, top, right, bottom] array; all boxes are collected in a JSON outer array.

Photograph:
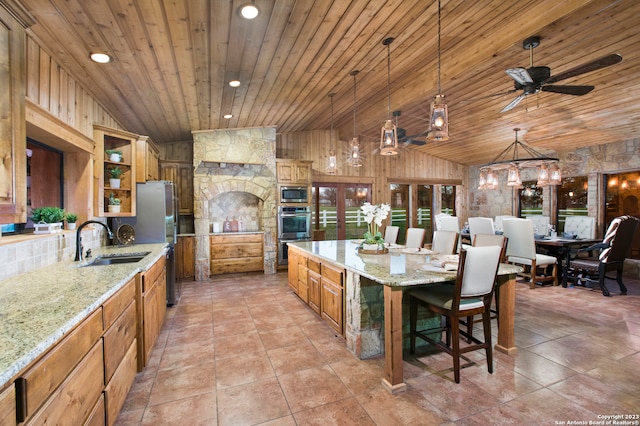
[[478, 170, 487, 189], [549, 163, 562, 185], [327, 149, 337, 174], [506, 165, 521, 186], [380, 119, 398, 156], [349, 138, 363, 167], [427, 94, 449, 141], [537, 164, 550, 186], [486, 170, 498, 190]]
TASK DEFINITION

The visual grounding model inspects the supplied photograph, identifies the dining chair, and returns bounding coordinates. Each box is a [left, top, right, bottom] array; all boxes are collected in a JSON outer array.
[[462, 234, 508, 339], [564, 216, 596, 239], [383, 225, 400, 244], [526, 215, 550, 237], [502, 218, 558, 289], [494, 215, 516, 233], [408, 245, 503, 383], [468, 217, 495, 239], [431, 230, 459, 254], [405, 228, 426, 249], [438, 215, 460, 232], [434, 213, 451, 231], [565, 215, 639, 296]]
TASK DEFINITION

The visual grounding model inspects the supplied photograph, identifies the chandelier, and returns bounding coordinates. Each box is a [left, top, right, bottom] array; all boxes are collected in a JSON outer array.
[[478, 128, 561, 189]]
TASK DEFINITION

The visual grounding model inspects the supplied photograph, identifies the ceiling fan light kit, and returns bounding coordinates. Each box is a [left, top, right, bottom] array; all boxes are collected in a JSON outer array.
[[380, 37, 399, 156], [427, 0, 449, 141]]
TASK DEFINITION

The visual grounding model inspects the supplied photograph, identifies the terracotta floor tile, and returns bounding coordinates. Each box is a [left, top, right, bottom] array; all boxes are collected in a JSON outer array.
[[147, 362, 216, 406], [214, 350, 275, 389], [329, 357, 386, 396], [216, 377, 291, 426], [356, 387, 444, 425], [259, 325, 308, 350], [214, 330, 265, 360], [549, 373, 640, 414], [267, 341, 327, 376], [157, 338, 215, 370], [292, 397, 376, 425], [278, 365, 352, 413], [140, 391, 217, 426], [512, 349, 577, 386], [213, 318, 257, 337]]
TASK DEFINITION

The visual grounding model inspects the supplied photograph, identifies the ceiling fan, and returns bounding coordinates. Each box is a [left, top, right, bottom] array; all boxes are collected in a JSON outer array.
[[500, 35, 622, 112], [394, 111, 427, 146]]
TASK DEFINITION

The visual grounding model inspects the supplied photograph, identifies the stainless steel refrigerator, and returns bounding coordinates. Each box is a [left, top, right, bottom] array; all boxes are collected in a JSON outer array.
[[121, 181, 179, 305]]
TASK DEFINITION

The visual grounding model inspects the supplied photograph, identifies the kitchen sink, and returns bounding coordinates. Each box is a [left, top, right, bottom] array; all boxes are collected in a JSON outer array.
[[84, 252, 151, 266]]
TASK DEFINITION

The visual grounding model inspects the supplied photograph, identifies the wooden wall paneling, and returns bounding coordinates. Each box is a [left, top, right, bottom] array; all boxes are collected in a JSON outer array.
[[38, 47, 50, 109], [26, 35, 39, 101]]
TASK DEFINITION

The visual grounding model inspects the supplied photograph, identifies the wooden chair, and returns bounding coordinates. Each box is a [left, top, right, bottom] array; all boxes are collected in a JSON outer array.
[[502, 218, 558, 289], [383, 225, 399, 244], [409, 245, 503, 383], [405, 228, 426, 249], [566, 215, 639, 296], [431, 230, 459, 254]]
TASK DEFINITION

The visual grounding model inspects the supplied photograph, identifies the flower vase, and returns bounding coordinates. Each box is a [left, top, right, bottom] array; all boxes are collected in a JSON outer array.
[[358, 241, 388, 255]]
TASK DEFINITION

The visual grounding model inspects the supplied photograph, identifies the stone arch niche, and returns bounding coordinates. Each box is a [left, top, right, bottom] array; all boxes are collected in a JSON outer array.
[[192, 128, 277, 280]]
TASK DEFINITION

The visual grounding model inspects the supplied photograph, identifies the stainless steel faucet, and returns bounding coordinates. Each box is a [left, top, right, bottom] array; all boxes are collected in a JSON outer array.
[[74, 220, 114, 261]]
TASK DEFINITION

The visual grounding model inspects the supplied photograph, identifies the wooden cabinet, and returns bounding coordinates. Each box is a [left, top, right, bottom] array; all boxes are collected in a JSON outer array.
[[286, 246, 345, 336], [135, 136, 160, 182], [93, 125, 138, 217], [308, 258, 321, 314], [160, 161, 193, 214], [0, 3, 30, 224], [276, 160, 312, 184], [0, 384, 16, 426], [15, 277, 137, 425], [210, 233, 263, 275], [137, 256, 167, 370], [321, 263, 344, 335], [176, 235, 195, 281]]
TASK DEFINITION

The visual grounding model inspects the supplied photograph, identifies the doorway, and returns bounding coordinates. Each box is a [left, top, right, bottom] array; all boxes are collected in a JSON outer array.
[[312, 183, 372, 240]]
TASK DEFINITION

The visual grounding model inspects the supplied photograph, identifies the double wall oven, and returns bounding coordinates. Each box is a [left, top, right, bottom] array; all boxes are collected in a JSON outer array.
[[278, 205, 311, 265]]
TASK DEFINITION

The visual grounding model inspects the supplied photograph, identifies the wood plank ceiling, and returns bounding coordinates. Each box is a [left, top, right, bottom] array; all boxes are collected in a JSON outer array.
[[19, 0, 640, 166]]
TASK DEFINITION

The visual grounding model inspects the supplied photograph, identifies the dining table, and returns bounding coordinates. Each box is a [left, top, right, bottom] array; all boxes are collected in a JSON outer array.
[[287, 239, 522, 394], [534, 236, 600, 286]]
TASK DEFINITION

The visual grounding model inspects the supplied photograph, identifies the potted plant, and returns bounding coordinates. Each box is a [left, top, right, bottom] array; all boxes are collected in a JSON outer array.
[[65, 212, 78, 230], [107, 166, 124, 189], [31, 206, 65, 233], [108, 192, 121, 213], [106, 149, 123, 162]]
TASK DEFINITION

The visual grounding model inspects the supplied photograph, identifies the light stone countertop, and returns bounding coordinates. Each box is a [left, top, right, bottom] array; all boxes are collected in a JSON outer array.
[[0, 243, 167, 389], [287, 240, 522, 287]]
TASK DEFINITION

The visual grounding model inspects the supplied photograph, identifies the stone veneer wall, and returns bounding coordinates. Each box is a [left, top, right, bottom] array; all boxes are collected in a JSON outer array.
[[192, 127, 277, 280]]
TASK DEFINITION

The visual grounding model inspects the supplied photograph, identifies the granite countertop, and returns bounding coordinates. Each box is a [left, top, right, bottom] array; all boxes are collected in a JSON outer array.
[[209, 231, 264, 235], [0, 243, 167, 389], [287, 240, 522, 287]]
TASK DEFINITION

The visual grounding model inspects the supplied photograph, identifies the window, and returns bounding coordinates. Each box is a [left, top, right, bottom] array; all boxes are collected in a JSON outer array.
[[312, 183, 371, 240], [441, 185, 456, 215], [556, 176, 588, 232], [605, 171, 640, 259], [519, 181, 543, 217]]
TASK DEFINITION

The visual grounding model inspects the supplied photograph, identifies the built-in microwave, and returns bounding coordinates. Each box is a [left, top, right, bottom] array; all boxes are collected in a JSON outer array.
[[280, 186, 309, 204]]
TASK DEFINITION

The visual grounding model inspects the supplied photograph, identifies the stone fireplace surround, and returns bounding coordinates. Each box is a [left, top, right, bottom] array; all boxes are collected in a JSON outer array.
[[192, 127, 277, 280]]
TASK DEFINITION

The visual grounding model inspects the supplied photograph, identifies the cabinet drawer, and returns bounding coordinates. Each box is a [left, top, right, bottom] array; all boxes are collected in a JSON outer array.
[[26, 340, 104, 426], [322, 263, 344, 286], [103, 302, 137, 384], [85, 393, 106, 426], [19, 308, 103, 419], [210, 242, 262, 259], [103, 278, 135, 330], [104, 341, 137, 426], [308, 257, 321, 274], [210, 233, 262, 244], [0, 384, 16, 426]]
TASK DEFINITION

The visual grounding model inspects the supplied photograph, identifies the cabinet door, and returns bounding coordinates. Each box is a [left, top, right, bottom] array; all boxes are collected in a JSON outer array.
[[308, 270, 321, 314], [295, 163, 311, 183], [0, 6, 27, 224], [176, 235, 195, 280], [142, 283, 159, 365], [276, 162, 295, 183], [321, 264, 344, 335], [287, 250, 299, 293], [0, 384, 16, 426], [177, 163, 193, 214]]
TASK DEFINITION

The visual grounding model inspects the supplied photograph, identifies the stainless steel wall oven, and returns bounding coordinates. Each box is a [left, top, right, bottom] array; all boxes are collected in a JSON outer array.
[[278, 205, 311, 265]]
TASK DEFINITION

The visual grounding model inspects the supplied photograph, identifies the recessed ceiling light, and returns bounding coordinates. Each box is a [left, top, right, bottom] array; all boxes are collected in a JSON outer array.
[[229, 80, 241, 87], [238, 3, 259, 19], [223, 114, 233, 119], [90, 52, 112, 63]]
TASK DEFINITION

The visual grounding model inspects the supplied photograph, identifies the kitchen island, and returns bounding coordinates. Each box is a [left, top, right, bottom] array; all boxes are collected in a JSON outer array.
[[287, 240, 521, 393], [0, 243, 168, 424]]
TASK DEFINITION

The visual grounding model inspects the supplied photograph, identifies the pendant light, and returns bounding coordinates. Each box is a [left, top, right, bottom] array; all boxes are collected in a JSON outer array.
[[427, 0, 449, 141], [380, 37, 399, 156], [327, 93, 338, 174], [349, 70, 363, 167]]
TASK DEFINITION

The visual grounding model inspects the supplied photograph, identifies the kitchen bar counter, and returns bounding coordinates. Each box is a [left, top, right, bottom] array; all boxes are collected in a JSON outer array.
[[0, 243, 167, 389], [288, 240, 521, 393]]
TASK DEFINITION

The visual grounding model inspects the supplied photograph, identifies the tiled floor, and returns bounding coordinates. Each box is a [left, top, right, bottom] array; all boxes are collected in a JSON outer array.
[[116, 272, 640, 425]]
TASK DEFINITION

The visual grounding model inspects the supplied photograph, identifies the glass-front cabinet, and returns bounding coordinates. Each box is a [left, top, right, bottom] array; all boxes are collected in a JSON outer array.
[[93, 125, 137, 217]]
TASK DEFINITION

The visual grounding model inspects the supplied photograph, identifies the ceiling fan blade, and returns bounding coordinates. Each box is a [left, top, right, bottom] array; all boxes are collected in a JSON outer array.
[[541, 85, 594, 95], [544, 53, 622, 84], [505, 67, 533, 85], [500, 93, 526, 112]]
